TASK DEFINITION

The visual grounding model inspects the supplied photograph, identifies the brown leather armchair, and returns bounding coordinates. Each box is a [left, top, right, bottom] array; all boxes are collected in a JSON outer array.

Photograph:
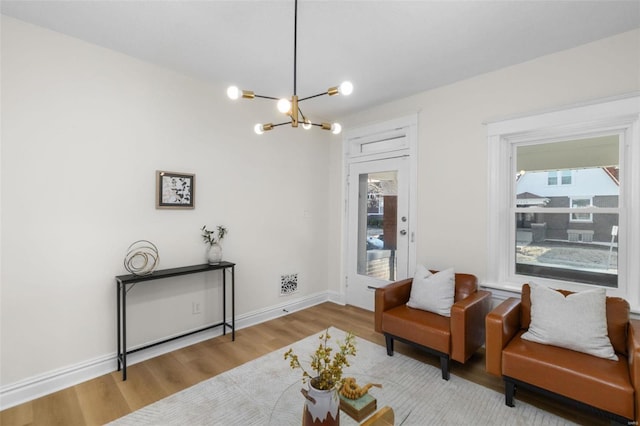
[[486, 284, 640, 424], [374, 272, 491, 380]]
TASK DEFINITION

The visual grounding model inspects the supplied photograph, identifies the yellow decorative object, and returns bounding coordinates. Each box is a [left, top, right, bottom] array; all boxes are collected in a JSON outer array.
[[340, 377, 382, 400]]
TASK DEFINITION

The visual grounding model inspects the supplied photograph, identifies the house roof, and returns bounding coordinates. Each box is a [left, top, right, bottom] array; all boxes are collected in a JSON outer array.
[[603, 167, 620, 185], [516, 192, 549, 206]]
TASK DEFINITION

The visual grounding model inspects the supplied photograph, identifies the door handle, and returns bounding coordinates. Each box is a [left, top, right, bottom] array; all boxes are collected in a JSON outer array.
[[400, 229, 407, 235]]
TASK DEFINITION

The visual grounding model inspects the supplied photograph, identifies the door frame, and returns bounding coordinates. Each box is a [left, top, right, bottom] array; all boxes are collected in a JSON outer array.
[[341, 114, 418, 306]]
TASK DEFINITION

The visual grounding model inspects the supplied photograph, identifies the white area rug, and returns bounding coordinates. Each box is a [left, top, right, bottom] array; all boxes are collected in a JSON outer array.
[[109, 327, 576, 425]]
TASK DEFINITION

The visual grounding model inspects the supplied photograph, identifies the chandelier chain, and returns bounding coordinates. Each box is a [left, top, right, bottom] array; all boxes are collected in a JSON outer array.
[[294, 0, 298, 96]]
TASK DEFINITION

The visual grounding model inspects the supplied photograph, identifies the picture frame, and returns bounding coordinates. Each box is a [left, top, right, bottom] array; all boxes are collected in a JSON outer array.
[[156, 171, 195, 209]]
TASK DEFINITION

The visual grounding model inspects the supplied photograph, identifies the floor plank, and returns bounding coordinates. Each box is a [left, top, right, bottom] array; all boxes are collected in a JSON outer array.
[[113, 361, 171, 412], [0, 400, 33, 426], [31, 388, 85, 426], [0, 302, 608, 425], [74, 375, 129, 425]]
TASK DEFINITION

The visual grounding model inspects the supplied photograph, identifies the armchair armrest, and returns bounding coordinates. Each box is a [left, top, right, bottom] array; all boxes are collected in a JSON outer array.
[[627, 319, 640, 422], [374, 278, 413, 333], [485, 298, 521, 377], [450, 290, 492, 363]]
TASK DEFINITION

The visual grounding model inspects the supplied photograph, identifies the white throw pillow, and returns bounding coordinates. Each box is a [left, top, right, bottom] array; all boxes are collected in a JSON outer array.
[[407, 267, 455, 317], [521, 283, 617, 361]]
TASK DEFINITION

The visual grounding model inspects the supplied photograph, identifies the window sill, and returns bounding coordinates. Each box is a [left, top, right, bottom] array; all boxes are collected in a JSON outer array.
[[481, 280, 640, 318]]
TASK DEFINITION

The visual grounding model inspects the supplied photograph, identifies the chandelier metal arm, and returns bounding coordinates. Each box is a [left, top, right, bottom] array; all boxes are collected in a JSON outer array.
[[297, 104, 307, 120], [298, 91, 332, 102], [254, 94, 280, 101]]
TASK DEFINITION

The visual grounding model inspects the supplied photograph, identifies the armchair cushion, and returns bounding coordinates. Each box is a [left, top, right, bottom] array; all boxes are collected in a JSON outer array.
[[383, 304, 451, 354], [503, 330, 634, 418], [521, 283, 617, 360], [407, 266, 455, 317]]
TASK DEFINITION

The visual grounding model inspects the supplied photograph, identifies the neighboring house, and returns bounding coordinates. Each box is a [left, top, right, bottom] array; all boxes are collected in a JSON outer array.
[[516, 167, 619, 243]]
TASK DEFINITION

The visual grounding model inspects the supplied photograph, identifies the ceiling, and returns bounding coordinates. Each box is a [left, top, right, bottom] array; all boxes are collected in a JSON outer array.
[[2, 1, 639, 122]]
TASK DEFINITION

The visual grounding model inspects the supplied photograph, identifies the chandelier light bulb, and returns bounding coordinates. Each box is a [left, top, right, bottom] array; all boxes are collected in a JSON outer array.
[[254, 123, 265, 135], [331, 123, 342, 135], [277, 98, 292, 114], [339, 81, 353, 96], [227, 86, 240, 100], [302, 119, 312, 130]]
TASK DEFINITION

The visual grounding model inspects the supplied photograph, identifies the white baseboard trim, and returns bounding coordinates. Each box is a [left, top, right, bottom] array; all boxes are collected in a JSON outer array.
[[327, 290, 346, 305], [0, 353, 116, 412], [0, 291, 331, 410]]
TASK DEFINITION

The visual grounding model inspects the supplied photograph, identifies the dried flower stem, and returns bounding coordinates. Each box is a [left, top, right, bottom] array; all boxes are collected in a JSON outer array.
[[284, 329, 356, 390]]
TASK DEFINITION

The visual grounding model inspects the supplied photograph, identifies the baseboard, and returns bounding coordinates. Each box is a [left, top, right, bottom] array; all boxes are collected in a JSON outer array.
[[0, 291, 331, 410], [0, 353, 116, 412], [327, 290, 346, 305]]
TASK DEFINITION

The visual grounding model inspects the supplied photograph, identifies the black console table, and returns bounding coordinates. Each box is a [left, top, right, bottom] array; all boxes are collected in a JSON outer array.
[[116, 261, 235, 380]]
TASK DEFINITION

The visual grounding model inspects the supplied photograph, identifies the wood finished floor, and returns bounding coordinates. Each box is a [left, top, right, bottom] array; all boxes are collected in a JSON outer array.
[[1, 302, 606, 426]]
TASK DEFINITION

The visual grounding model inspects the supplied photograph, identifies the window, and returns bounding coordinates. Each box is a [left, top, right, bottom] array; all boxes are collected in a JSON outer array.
[[515, 141, 618, 287], [487, 95, 640, 309], [570, 197, 593, 222], [547, 170, 572, 186], [547, 170, 573, 186]]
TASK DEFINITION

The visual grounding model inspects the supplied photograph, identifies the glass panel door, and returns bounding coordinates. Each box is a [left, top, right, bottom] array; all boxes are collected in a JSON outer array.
[[357, 170, 398, 281], [347, 156, 409, 311]]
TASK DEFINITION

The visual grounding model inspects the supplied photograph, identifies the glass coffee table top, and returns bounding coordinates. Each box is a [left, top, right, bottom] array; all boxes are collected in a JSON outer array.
[[269, 373, 415, 425]]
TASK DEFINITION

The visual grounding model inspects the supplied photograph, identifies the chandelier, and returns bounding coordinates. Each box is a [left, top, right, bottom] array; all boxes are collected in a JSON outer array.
[[226, 0, 353, 135]]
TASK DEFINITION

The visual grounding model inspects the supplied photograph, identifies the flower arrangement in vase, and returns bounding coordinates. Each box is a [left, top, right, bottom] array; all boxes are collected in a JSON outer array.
[[201, 225, 227, 264], [284, 329, 356, 425]]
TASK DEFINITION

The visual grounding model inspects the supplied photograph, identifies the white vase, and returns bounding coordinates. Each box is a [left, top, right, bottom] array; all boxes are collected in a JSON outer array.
[[301, 380, 340, 426], [207, 243, 222, 264]]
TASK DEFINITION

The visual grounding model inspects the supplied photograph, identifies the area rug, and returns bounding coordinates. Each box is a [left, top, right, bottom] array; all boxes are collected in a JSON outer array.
[[109, 327, 576, 425]]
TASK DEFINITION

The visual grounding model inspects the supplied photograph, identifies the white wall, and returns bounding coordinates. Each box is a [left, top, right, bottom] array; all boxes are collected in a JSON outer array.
[[329, 29, 640, 294], [1, 15, 333, 395], [2, 14, 639, 407]]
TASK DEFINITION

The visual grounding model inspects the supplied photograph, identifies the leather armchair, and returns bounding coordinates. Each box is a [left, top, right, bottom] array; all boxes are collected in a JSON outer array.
[[374, 272, 491, 380], [486, 284, 640, 423]]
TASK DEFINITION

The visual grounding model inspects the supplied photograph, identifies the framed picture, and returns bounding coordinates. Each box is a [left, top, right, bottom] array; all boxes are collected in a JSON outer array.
[[156, 171, 195, 209]]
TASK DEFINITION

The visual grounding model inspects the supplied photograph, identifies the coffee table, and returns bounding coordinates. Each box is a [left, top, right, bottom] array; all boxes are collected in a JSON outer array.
[[269, 373, 415, 425]]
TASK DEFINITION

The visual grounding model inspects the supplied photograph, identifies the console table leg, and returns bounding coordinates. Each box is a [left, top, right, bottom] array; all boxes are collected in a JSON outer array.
[[231, 266, 235, 341], [222, 268, 227, 336], [117, 280, 121, 372], [122, 282, 127, 381]]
